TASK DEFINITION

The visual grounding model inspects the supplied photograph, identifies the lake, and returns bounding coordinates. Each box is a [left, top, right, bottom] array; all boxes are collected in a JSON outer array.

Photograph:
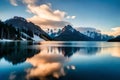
[[0, 41, 120, 80]]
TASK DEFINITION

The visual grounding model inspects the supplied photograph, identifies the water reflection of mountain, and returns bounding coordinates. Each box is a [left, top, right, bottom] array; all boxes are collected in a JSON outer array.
[[48, 47, 101, 57], [25, 46, 101, 80], [0, 42, 40, 65], [78, 47, 101, 55], [0, 42, 101, 65], [0, 42, 103, 80]]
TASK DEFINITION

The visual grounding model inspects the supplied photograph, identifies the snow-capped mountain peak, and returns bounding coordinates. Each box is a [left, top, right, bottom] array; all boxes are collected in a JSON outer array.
[[62, 25, 75, 32], [13, 16, 27, 22], [4, 16, 52, 41], [76, 27, 113, 41]]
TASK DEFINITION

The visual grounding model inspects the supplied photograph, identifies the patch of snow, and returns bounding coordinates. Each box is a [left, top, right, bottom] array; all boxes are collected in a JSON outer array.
[[21, 32, 30, 38], [21, 38, 27, 41], [69, 28, 74, 32], [48, 32, 52, 36], [0, 39, 13, 42], [21, 32, 44, 41], [32, 35, 44, 41], [54, 34, 59, 37], [70, 29, 74, 32]]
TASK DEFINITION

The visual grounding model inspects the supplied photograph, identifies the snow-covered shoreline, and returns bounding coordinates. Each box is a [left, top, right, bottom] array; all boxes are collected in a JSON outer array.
[[0, 38, 44, 42], [0, 39, 13, 42]]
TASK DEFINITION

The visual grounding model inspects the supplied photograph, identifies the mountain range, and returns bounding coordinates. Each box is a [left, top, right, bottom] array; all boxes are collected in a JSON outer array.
[[79, 29, 113, 41], [108, 35, 120, 42], [53, 25, 93, 41], [2, 16, 52, 41], [51, 25, 113, 41], [0, 16, 118, 41]]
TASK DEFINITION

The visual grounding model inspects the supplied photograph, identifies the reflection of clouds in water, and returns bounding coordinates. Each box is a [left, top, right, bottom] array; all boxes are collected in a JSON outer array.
[[9, 72, 16, 80], [111, 47, 120, 57], [66, 65, 76, 70], [99, 47, 120, 57], [1, 41, 120, 80], [26, 53, 67, 80], [100, 43, 120, 57], [25, 45, 100, 79]]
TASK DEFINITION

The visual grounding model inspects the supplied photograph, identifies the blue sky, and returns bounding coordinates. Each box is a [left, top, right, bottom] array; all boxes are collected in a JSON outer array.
[[0, 0, 120, 34], [49, 0, 120, 31]]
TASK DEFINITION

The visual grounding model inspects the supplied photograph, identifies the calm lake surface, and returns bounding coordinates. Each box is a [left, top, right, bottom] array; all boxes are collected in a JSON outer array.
[[0, 41, 120, 80]]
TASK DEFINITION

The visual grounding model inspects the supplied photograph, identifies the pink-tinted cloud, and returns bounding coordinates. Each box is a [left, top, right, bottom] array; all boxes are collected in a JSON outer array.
[[27, 4, 70, 29], [10, 0, 18, 6], [9, 0, 74, 29], [102, 27, 120, 36]]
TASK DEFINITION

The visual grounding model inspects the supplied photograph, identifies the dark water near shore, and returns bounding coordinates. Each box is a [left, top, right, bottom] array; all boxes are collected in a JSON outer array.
[[0, 41, 120, 80]]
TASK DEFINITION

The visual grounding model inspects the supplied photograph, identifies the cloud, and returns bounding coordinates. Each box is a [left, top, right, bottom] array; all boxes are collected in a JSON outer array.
[[27, 4, 66, 21], [10, 0, 18, 6], [76, 27, 101, 33], [110, 27, 120, 36], [71, 16, 76, 19], [102, 27, 120, 36], [27, 4, 70, 29], [22, 0, 37, 5], [27, 16, 69, 29], [23, 0, 47, 5], [9, 0, 47, 6], [66, 16, 76, 19], [9, 0, 71, 29], [24, 0, 36, 4], [111, 27, 120, 31]]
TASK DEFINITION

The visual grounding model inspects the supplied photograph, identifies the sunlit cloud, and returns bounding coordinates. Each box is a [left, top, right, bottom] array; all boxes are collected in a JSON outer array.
[[66, 16, 76, 19], [27, 4, 70, 29], [22, 0, 37, 5], [10, 0, 18, 6], [9, 0, 70, 29], [9, 0, 46, 6], [102, 27, 120, 36], [27, 4, 66, 21], [27, 16, 69, 29], [111, 27, 120, 36], [76, 27, 101, 33]]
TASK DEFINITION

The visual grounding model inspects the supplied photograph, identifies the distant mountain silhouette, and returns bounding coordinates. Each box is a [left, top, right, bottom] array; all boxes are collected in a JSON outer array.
[[4, 16, 52, 41], [53, 25, 93, 41], [108, 35, 120, 42]]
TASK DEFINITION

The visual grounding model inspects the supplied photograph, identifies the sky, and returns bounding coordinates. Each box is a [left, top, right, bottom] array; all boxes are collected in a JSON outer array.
[[0, 0, 120, 36]]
